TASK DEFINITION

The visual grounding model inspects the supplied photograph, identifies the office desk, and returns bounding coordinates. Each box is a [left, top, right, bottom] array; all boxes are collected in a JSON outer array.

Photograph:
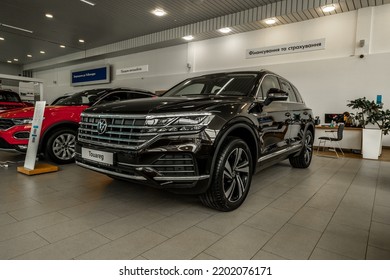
[[314, 125, 362, 151]]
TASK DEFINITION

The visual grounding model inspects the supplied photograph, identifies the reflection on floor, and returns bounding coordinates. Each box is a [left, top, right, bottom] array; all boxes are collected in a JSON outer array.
[[316, 147, 390, 162], [0, 150, 389, 260]]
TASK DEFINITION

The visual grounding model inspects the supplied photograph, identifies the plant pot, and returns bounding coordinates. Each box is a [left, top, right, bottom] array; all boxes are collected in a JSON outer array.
[[362, 128, 382, 159]]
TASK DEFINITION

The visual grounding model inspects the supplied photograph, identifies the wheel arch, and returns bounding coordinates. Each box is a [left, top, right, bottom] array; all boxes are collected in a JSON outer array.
[[39, 121, 79, 152], [207, 120, 259, 187]]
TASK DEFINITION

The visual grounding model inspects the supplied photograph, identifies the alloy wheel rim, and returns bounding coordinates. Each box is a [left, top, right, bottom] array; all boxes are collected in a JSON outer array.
[[52, 133, 76, 160], [304, 133, 313, 164], [223, 147, 250, 203]]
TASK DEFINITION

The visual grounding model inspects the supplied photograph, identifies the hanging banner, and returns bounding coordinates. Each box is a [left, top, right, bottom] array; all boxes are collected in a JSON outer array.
[[116, 65, 149, 76], [24, 101, 46, 170], [246, 38, 326, 59]]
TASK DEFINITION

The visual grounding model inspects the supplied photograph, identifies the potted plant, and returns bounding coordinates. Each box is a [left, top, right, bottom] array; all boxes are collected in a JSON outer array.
[[347, 97, 390, 159]]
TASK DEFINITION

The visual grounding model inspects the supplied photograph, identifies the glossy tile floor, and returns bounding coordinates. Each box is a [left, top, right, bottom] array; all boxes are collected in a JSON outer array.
[[0, 151, 389, 260]]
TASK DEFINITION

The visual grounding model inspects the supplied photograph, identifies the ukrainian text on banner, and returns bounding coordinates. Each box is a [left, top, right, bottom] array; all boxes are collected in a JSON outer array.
[[246, 38, 325, 59]]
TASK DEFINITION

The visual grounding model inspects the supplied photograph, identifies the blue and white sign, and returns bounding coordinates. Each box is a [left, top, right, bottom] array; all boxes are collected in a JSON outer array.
[[71, 65, 110, 86], [24, 101, 46, 170]]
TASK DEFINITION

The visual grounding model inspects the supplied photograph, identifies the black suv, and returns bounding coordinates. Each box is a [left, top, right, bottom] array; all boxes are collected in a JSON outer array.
[[75, 70, 314, 211]]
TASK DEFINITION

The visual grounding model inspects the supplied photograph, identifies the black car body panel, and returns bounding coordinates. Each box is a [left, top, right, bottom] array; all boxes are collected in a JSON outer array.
[[75, 70, 315, 209]]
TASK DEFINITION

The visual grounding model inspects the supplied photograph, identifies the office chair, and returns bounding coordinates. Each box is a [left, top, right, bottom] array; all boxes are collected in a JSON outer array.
[[317, 123, 345, 157]]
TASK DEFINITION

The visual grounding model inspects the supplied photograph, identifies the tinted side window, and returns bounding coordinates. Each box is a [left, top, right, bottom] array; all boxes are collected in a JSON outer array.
[[279, 79, 297, 102], [260, 75, 280, 99], [292, 85, 303, 103], [7, 93, 20, 102], [131, 92, 150, 99]]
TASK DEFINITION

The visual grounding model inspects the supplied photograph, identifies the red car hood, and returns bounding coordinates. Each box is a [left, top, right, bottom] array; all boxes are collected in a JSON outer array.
[[0, 105, 89, 119]]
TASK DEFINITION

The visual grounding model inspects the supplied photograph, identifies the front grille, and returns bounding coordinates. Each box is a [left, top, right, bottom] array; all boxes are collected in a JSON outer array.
[[152, 154, 197, 177], [78, 114, 157, 150], [0, 119, 15, 130]]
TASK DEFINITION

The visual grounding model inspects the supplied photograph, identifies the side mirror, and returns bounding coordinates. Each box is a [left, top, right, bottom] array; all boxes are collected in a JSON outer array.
[[263, 88, 288, 106]]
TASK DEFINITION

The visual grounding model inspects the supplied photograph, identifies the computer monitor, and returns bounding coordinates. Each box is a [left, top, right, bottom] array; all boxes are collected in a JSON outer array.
[[325, 113, 343, 123]]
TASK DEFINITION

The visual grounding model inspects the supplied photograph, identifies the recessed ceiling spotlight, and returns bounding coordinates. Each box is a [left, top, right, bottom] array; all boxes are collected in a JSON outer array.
[[0, 37, 4, 41], [218, 27, 232, 34], [182, 35, 194, 41], [264, 18, 277, 25], [322, 4, 336, 13], [60, 45, 66, 48], [40, 50, 45, 54], [152, 8, 167, 17], [7, 60, 12, 63], [79, 39, 85, 43], [45, 13, 54, 19], [80, 0, 95, 6], [13, 58, 18, 61], [27, 54, 32, 58]]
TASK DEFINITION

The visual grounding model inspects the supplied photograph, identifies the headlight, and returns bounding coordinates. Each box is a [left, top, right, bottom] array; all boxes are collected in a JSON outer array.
[[142, 113, 214, 134], [11, 118, 33, 125]]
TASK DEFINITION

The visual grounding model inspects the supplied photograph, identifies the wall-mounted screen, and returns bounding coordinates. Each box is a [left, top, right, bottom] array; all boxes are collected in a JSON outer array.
[[71, 65, 110, 86]]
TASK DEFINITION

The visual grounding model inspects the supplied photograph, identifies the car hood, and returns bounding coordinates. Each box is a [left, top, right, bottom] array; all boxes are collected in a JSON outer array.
[[85, 96, 249, 115], [0, 105, 88, 119]]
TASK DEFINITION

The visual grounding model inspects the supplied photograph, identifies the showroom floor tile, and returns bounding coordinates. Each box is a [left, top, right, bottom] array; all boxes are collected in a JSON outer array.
[[0, 151, 389, 260]]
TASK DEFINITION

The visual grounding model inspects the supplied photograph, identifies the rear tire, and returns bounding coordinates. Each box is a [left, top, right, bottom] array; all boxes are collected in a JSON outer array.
[[199, 137, 253, 211], [45, 128, 77, 164], [289, 130, 313, 168]]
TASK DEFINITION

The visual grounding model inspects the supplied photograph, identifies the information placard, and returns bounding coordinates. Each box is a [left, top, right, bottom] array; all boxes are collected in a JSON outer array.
[[246, 38, 325, 59], [24, 101, 46, 170]]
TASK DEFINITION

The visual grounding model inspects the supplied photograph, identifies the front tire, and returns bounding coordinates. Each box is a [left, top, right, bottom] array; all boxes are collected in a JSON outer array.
[[289, 130, 313, 168], [199, 137, 253, 211], [45, 128, 77, 164]]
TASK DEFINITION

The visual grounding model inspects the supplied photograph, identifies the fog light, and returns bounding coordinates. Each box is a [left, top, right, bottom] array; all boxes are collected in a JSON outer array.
[[17, 145, 28, 151]]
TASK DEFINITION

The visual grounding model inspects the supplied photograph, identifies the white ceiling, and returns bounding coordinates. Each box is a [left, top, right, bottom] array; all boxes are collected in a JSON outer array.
[[0, 0, 388, 71]]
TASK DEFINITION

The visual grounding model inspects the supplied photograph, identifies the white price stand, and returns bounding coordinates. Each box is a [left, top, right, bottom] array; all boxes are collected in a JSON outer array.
[[17, 101, 59, 175]]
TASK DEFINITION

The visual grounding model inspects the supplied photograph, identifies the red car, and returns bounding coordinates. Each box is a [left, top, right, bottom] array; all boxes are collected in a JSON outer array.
[[0, 88, 154, 164], [0, 90, 33, 112]]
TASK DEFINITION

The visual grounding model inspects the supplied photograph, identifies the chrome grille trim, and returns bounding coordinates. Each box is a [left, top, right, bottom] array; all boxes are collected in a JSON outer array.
[[78, 114, 156, 150]]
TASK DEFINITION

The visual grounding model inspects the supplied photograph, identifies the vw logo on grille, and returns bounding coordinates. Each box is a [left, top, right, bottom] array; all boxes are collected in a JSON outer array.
[[97, 119, 108, 134]]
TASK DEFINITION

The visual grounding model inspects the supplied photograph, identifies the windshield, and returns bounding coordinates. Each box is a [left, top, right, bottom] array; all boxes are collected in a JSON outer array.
[[55, 89, 108, 106], [163, 74, 258, 97]]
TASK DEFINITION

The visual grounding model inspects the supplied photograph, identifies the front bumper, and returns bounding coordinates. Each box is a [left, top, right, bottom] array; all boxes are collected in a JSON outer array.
[[75, 138, 213, 194], [0, 123, 30, 152]]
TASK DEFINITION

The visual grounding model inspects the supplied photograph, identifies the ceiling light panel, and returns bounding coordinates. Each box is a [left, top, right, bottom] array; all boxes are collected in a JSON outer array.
[[0, 23, 33, 33], [264, 18, 277, 25], [183, 35, 194, 41], [80, 0, 95, 6], [152, 8, 167, 17], [218, 27, 232, 33], [79, 39, 85, 43], [0, 37, 4, 40], [40, 51, 45, 54], [322, 5, 336, 13], [45, 13, 54, 19]]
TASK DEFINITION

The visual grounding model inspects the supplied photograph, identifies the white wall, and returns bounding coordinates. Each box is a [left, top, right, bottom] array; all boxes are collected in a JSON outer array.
[[33, 5, 390, 145]]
